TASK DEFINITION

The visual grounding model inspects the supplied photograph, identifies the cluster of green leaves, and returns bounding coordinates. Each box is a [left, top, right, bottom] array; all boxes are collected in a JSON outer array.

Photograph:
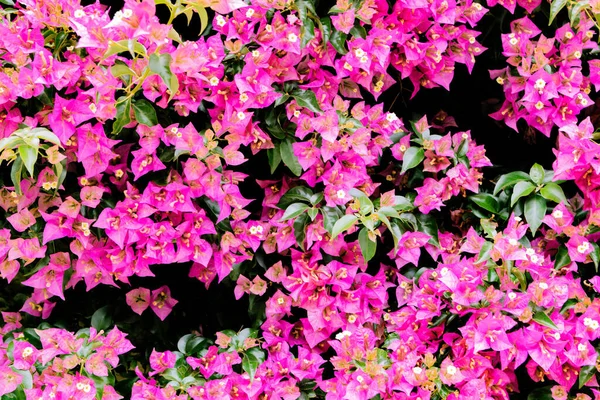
[[469, 163, 567, 235], [107, 43, 176, 133], [0, 127, 65, 195]]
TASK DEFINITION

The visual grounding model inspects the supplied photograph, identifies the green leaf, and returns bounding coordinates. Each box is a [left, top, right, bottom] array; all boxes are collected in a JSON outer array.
[[291, 89, 322, 113], [294, 213, 309, 249], [540, 182, 567, 204], [309, 193, 324, 206], [529, 163, 545, 185], [10, 157, 23, 195], [549, 0, 568, 24], [280, 138, 302, 176], [277, 186, 314, 209], [476, 241, 494, 263], [12, 368, 32, 389], [579, 365, 596, 389], [280, 203, 310, 221], [569, 0, 588, 26], [319, 17, 332, 44], [331, 214, 358, 239], [18, 145, 37, 176], [349, 188, 374, 214], [527, 387, 553, 400], [560, 298, 578, 314], [329, 30, 348, 54], [300, 18, 315, 48], [524, 195, 546, 235], [321, 206, 343, 233], [148, 53, 179, 101], [177, 334, 193, 354], [493, 171, 531, 195], [358, 228, 376, 262], [400, 147, 424, 174], [112, 97, 132, 134], [307, 208, 318, 221], [554, 246, 571, 269], [110, 63, 134, 82], [132, 99, 158, 126], [349, 25, 367, 39], [29, 127, 61, 147], [91, 306, 112, 331], [417, 213, 439, 246], [532, 311, 558, 330], [104, 39, 147, 58], [242, 348, 265, 382], [590, 242, 600, 273], [0, 0, 15, 6], [267, 146, 281, 174], [470, 193, 499, 214], [510, 181, 536, 207]]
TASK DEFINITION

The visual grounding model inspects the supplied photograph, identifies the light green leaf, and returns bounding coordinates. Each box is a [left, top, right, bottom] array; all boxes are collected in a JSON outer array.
[[532, 311, 558, 330], [476, 241, 494, 263], [540, 182, 567, 204], [280, 203, 310, 221], [493, 171, 531, 195], [358, 228, 376, 262], [300, 18, 315, 48], [331, 214, 358, 239], [400, 147, 424, 174], [511, 181, 536, 207], [18, 145, 37, 176], [132, 99, 158, 126], [11, 155, 23, 195], [529, 163, 545, 185], [524, 195, 546, 234], [349, 188, 374, 214], [149, 53, 179, 101], [549, 0, 568, 24]]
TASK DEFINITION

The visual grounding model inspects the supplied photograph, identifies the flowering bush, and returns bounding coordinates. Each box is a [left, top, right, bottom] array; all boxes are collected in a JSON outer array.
[[0, 0, 599, 398]]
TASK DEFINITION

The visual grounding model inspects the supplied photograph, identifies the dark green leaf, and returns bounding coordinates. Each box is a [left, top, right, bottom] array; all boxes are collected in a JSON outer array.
[[579, 365, 596, 388], [524, 195, 546, 234], [358, 228, 376, 262], [294, 213, 309, 249], [511, 181, 536, 207], [549, 0, 568, 24], [529, 163, 545, 185], [400, 147, 424, 174], [280, 138, 303, 176], [307, 208, 318, 221], [91, 306, 112, 331], [417, 213, 439, 246], [527, 387, 553, 400], [112, 97, 132, 134], [532, 311, 558, 330], [321, 206, 343, 233], [540, 182, 567, 204], [277, 186, 314, 209], [331, 214, 358, 239], [267, 147, 281, 174], [329, 30, 348, 54], [349, 25, 366, 39], [470, 193, 499, 214], [291, 89, 322, 113], [493, 171, 531, 195], [590, 242, 600, 273], [319, 17, 332, 43], [148, 53, 179, 101], [280, 203, 311, 221], [132, 99, 158, 126], [554, 246, 571, 269], [300, 18, 315, 48]]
